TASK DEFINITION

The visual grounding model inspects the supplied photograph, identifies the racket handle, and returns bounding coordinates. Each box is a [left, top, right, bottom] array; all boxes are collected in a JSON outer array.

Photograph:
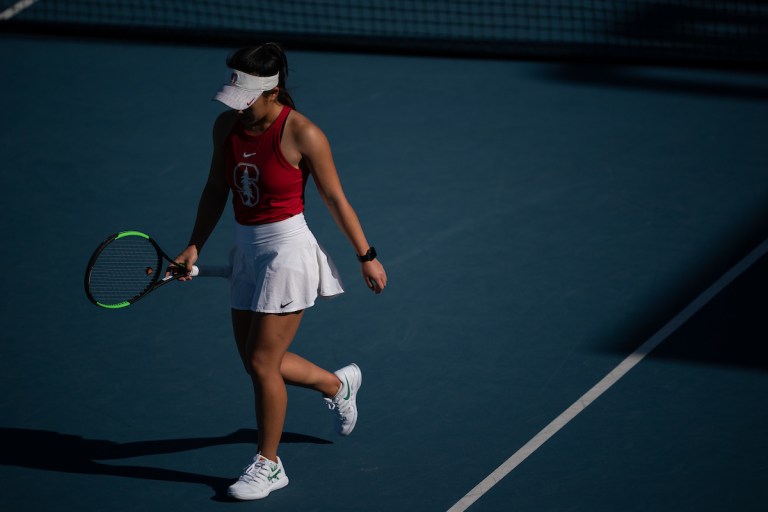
[[191, 264, 232, 278]]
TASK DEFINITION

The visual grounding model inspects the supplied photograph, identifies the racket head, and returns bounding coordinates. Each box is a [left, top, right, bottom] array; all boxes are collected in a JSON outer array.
[[84, 230, 180, 309]]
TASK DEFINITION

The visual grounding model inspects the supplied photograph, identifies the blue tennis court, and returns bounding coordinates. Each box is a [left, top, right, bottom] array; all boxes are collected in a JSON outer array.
[[2, 3, 768, 510]]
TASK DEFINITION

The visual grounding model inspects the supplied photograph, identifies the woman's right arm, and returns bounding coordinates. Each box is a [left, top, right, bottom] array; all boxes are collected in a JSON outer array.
[[175, 111, 235, 273]]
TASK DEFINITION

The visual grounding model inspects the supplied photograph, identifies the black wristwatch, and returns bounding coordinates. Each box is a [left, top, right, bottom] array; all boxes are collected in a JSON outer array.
[[356, 247, 377, 262]]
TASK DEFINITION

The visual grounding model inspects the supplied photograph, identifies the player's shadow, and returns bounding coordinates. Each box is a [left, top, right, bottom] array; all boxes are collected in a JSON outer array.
[[0, 427, 331, 501]]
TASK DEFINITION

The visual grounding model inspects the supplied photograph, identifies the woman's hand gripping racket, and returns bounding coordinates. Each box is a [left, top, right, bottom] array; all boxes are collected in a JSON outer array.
[[84, 230, 231, 309]]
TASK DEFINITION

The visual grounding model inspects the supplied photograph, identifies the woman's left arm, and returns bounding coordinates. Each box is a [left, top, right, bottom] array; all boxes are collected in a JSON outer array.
[[295, 119, 387, 293]]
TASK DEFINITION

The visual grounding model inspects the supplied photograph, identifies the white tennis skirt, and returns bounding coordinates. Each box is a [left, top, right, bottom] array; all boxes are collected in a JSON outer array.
[[231, 213, 344, 313]]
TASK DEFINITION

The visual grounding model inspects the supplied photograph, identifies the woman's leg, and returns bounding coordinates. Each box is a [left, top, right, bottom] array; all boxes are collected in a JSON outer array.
[[231, 309, 342, 460], [280, 352, 342, 396], [231, 309, 302, 462]]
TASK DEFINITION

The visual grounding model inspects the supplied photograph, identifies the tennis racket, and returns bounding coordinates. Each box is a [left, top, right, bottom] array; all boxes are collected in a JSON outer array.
[[84, 230, 231, 309]]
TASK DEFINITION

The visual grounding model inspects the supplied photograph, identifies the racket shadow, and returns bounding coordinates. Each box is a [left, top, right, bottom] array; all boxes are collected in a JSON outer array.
[[0, 427, 331, 499]]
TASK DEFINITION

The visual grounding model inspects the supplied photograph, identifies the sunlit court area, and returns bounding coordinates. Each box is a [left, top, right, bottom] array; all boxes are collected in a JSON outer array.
[[1, 1, 768, 511]]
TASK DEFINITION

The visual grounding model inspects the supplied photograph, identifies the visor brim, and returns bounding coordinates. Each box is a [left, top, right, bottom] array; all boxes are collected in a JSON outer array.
[[213, 85, 263, 110]]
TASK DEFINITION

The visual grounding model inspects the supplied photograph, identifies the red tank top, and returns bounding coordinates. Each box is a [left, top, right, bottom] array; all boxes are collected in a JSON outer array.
[[224, 106, 308, 225]]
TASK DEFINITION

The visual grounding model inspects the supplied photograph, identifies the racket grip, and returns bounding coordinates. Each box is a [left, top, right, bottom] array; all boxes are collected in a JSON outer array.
[[192, 264, 232, 278]]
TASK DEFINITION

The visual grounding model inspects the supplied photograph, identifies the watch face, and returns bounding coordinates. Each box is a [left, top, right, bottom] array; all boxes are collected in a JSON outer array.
[[359, 247, 376, 261]]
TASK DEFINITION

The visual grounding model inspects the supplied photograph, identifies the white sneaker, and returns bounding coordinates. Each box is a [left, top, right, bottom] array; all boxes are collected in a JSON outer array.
[[324, 363, 362, 436], [227, 454, 289, 500]]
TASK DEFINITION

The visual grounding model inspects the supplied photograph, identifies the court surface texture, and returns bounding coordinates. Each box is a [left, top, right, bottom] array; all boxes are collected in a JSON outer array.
[[1, 34, 768, 511]]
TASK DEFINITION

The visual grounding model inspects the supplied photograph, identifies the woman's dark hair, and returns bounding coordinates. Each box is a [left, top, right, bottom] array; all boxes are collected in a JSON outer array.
[[227, 43, 294, 108]]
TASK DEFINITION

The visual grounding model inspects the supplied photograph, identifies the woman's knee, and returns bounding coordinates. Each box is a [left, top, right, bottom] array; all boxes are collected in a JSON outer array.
[[245, 350, 281, 380]]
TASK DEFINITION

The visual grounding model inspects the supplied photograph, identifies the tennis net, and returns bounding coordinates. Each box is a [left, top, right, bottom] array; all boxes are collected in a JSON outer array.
[[1, 1, 766, 67]]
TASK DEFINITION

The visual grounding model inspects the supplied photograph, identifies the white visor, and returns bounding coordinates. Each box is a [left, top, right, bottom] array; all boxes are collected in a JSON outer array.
[[213, 70, 279, 110]]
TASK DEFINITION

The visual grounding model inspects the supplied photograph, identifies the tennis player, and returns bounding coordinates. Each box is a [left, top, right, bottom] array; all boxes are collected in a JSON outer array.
[[173, 43, 387, 500]]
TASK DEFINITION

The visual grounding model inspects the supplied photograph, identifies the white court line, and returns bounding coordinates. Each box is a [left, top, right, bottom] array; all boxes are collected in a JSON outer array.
[[0, 0, 39, 20], [448, 236, 768, 512]]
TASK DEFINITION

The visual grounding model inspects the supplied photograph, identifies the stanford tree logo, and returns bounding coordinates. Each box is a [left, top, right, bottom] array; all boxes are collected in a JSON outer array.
[[233, 163, 260, 207]]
